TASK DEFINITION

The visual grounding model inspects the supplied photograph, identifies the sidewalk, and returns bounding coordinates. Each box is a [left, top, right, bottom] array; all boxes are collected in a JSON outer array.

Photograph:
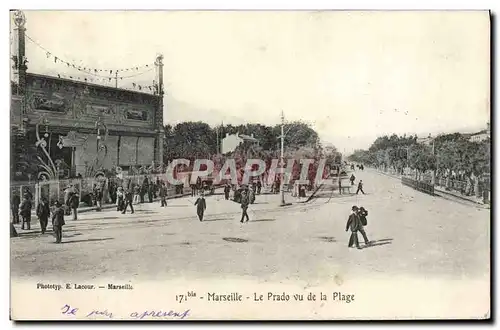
[[28, 192, 193, 216], [368, 168, 490, 209]]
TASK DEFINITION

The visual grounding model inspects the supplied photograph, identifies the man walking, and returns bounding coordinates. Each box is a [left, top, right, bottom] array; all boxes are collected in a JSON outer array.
[[345, 206, 362, 249], [356, 180, 365, 195], [224, 183, 231, 200], [52, 200, 65, 244], [194, 192, 206, 221], [70, 192, 79, 220], [36, 197, 50, 234], [122, 188, 135, 214], [95, 186, 103, 211], [20, 193, 32, 230], [240, 190, 250, 223], [357, 207, 371, 245], [159, 182, 167, 207]]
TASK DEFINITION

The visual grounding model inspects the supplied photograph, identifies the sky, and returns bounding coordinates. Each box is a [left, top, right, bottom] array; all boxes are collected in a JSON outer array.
[[13, 11, 490, 154]]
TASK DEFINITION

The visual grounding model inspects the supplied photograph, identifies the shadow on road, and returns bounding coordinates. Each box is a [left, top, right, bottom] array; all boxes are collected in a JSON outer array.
[[318, 236, 337, 243], [82, 216, 120, 221], [62, 238, 114, 244], [361, 238, 393, 249], [252, 218, 276, 222], [203, 218, 234, 222]]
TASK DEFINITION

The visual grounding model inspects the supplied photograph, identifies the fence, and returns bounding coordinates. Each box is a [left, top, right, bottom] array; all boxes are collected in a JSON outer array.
[[401, 176, 435, 196]]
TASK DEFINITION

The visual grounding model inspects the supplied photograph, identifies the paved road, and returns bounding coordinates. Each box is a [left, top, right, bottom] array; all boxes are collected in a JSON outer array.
[[11, 170, 490, 284]]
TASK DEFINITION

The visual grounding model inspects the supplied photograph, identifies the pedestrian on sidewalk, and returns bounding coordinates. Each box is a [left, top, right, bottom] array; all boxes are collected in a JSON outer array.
[[356, 180, 365, 195], [159, 181, 167, 207], [20, 193, 32, 230], [95, 186, 103, 211], [194, 191, 206, 222], [116, 186, 124, 211], [70, 192, 79, 220], [357, 207, 371, 245], [345, 206, 361, 249], [51, 200, 65, 244], [36, 197, 50, 234], [11, 193, 20, 224], [122, 188, 135, 214], [350, 174, 356, 186], [133, 185, 141, 205], [240, 190, 250, 223], [148, 181, 154, 203], [224, 183, 231, 200]]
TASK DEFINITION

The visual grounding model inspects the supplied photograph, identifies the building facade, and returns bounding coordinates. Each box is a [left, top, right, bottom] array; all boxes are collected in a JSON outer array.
[[10, 11, 164, 181]]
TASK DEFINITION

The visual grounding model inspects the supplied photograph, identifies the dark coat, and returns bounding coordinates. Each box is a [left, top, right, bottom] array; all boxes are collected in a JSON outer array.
[[346, 213, 361, 232], [20, 198, 32, 216], [358, 209, 368, 226], [11, 195, 21, 210], [125, 190, 133, 201], [37, 202, 50, 219], [241, 194, 249, 208], [70, 194, 79, 208], [194, 197, 206, 213], [52, 206, 66, 227], [159, 185, 167, 197]]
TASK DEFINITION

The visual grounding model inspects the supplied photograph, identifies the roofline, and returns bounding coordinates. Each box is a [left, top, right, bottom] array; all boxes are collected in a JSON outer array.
[[25, 72, 159, 98]]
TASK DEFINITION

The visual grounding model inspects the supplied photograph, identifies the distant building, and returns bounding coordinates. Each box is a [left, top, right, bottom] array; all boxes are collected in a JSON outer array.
[[416, 133, 434, 146], [221, 133, 259, 154], [469, 122, 490, 143]]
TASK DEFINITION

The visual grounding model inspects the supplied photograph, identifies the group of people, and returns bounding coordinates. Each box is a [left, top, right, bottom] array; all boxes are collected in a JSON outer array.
[[345, 205, 371, 249], [11, 190, 67, 244], [194, 183, 257, 223], [348, 174, 366, 195], [115, 176, 169, 214]]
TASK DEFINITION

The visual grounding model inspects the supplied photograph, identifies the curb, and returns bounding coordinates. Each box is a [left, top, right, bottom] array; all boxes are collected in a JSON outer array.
[[434, 188, 490, 209]]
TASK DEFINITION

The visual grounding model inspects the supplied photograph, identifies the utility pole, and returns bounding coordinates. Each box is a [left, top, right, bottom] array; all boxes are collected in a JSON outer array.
[[280, 110, 286, 206]]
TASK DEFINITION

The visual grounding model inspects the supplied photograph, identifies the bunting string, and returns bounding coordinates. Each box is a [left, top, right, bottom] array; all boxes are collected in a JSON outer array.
[[51, 72, 159, 94], [26, 34, 154, 78]]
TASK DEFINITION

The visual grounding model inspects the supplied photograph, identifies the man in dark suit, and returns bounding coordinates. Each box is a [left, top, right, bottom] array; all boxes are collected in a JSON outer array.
[[70, 192, 79, 220], [159, 182, 167, 207], [224, 183, 231, 200], [20, 194, 32, 230], [52, 200, 66, 244], [194, 192, 206, 221], [240, 190, 250, 223], [357, 207, 371, 245], [122, 188, 135, 214], [356, 180, 365, 195], [11, 193, 20, 224], [36, 197, 50, 234], [345, 206, 362, 249]]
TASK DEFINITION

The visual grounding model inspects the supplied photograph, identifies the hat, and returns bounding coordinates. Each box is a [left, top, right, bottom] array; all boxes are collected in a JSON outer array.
[[54, 200, 62, 207], [359, 207, 366, 211], [351, 206, 359, 211]]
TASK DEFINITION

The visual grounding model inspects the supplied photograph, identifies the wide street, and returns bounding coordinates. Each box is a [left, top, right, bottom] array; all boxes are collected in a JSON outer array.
[[11, 169, 490, 284]]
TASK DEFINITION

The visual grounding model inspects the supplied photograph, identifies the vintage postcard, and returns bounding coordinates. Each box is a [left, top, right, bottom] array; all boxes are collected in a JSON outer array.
[[9, 10, 490, 320]]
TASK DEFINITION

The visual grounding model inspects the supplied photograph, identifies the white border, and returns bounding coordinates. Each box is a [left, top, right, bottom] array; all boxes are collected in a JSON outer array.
[[2, 1, 497, 329]]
